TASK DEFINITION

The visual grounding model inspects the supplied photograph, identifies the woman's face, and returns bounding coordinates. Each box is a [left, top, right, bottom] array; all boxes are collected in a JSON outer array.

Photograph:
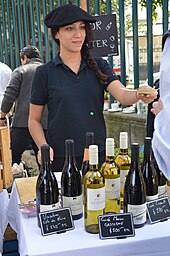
[[55, 21, 86, 53]]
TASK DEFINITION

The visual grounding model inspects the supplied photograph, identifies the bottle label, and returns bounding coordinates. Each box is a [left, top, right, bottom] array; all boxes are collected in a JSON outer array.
[[120, 169, 129, 191], [62, 194, 83, 215], [158, 185, 167, 198], [128, 203, 146, 225], [105, 177, 120, 199], [87, 187, 105, 210], [40, 202, 60, 212], [146, 194, 158, 202]]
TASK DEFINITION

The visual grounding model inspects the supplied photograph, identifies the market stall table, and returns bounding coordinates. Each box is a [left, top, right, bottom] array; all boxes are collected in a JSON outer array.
[[0, 189, 9, 253], [7, 181, 170, 256]]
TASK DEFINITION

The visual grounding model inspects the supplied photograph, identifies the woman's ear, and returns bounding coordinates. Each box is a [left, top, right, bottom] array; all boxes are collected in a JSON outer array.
[[21, 55, 29, 65], [54, 31, 59, 40]]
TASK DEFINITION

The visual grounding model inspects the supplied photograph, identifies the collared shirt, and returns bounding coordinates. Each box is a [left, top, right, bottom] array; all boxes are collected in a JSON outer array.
[[0, 62, 12, 103], [31, 54, 118, 157]]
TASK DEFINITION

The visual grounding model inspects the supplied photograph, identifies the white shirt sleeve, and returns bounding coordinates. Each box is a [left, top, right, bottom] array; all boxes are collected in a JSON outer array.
[[152, 36, 170, 180], [0, 62, 12, 103]]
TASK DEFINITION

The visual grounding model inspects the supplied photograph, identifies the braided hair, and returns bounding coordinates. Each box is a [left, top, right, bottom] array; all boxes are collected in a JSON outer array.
[[51, 23, 109, 85]]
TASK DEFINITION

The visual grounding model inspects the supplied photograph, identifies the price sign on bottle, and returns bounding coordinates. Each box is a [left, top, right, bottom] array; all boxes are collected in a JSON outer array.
[[39, 207, 74, 236], [147, 196, 170, 224], [98, 213, 135, 240]]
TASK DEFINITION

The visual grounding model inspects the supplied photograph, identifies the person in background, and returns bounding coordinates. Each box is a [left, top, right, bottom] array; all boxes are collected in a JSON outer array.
[[146, 80, 160, 138], [152, 29, 170, 181], [0, 45, 48, 174], [0, 61, 12, 104], [28, 3, 157, 172]]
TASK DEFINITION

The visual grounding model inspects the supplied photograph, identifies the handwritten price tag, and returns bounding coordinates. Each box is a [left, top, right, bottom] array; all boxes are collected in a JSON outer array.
[[39, 208, 74, 236], [98, 213, 135, 240], [147, 197, 170, 223]]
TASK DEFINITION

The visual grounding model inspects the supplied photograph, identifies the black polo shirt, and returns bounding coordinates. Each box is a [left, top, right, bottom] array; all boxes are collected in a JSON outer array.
[[30, 54, 118, 157]]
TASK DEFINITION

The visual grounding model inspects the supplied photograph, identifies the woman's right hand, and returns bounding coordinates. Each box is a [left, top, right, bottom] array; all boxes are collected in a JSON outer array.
[[38, 146, 54, 165]]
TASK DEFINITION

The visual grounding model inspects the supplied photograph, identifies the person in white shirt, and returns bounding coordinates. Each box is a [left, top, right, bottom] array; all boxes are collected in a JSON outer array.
[[0, 61, 12, 103], [152, 31, 170, 180]]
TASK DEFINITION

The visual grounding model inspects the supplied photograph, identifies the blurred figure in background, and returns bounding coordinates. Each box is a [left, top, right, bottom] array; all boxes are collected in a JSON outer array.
[[0, 45, 48, 176], [0, 61, 12, 104], [146, 80, 160, 138]]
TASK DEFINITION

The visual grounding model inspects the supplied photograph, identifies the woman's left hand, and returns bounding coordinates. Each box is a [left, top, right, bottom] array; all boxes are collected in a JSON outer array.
[[136, 85, 158, 104], [151, 98, 163, 116]]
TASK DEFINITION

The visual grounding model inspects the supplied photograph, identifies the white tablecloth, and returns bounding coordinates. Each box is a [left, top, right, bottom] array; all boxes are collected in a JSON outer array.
[[7, 182, 170, 256], [0, 189, 9, 253]]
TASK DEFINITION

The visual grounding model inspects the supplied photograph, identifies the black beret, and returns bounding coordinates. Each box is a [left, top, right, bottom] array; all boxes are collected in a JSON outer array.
[[44, 4, 96, 29]]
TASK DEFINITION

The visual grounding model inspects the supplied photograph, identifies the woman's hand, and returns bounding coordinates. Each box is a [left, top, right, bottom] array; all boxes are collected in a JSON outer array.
[[151, 98, 163, 116], [38, 146, 54, 165], [136, 85, 158, 104]]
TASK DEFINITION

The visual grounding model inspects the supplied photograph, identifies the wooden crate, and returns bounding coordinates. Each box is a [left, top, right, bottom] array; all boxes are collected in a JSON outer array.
[[0, 127, 13, 190]]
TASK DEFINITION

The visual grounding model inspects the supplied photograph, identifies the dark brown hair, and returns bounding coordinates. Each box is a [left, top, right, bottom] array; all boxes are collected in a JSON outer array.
[[51, 23, 109, 84]]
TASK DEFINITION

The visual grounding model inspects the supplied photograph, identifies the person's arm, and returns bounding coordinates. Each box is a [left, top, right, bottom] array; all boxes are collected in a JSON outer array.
[[107, 79, 157, 105], [28, 103, 54, 164]]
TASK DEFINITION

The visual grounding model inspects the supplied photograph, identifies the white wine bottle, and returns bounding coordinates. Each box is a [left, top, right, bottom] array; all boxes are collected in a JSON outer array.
[[36, 144, 60, 228], [115, 132, 131, 211], [84, 145, 105, 234], [142, 137, 158, 202], [124, 143, 146, 228], [100, 138, 120, 213], [61, 139, 83, 220]]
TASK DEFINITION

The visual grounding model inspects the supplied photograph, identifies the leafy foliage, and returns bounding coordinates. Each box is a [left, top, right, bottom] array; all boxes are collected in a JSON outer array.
[[139, 0, 162, 20]]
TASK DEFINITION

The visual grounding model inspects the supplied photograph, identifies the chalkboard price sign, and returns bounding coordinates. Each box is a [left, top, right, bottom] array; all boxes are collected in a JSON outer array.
[[90, 14, 118, 58], [147, 196, 170, 224], [98, 213, 135, 240], [39, 207, 74, 236]]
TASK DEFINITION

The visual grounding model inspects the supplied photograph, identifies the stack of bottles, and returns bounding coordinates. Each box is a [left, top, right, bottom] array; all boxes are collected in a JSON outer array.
[[36, 132, 167, 233]]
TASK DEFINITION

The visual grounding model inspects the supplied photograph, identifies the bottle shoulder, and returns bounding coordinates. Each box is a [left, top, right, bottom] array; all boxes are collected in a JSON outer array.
[[100, 161, 120, 177], [84, 169, 104, 183], [115, 154, 131, 166]]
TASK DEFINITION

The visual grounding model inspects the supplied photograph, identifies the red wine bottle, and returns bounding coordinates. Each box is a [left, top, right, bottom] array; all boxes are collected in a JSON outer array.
[[142, 137, 158, 202], [61, 139, 83, 220], [81, 132, 94, 178], [153, 157, 167, 198], [36, 144, 59, 228], [124, 143, 146, 228]]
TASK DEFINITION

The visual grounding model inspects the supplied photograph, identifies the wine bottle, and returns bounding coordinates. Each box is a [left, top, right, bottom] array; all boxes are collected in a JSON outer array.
[[142, 137, 158, 202], [153, 157, 167, 198], [124, 143, 146, 228], [100, 138, 120, 213], [61, 139, 83, 220], [36, 144, 59, 228], [84, 145, 105, 234], [115, 132, 131, 211], [81, 132, 94, 177]]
